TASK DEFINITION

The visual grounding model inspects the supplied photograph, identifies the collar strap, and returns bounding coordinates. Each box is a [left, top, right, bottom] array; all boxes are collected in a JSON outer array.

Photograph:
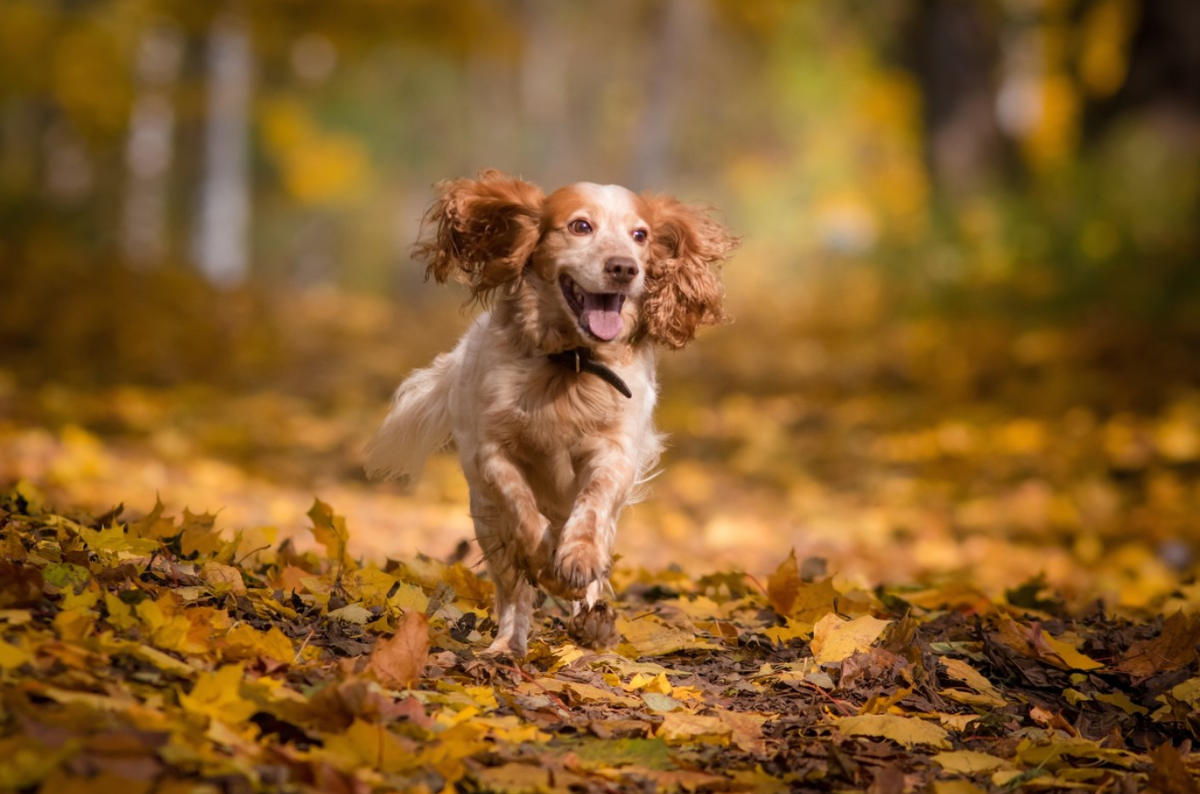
[[546, 348, 633, 399]]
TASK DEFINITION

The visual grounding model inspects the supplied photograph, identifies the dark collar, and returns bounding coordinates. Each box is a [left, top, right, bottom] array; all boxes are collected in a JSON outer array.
[[546, 347, 633, 399]]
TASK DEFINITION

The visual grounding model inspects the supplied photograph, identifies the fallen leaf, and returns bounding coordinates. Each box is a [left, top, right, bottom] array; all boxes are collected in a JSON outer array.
[[1093, 690, 1148, 716], [178, 663, 257, 726], [1117, 612, 1200, 680], [307, 498, 352, 567], [932, 782, 989, 794], [1040, 633, 1103, 671], [656, 712, 732, 745], [835, 714, 951, 749], [366, 611, 429, 689], [641, 692, 684, 712], [617, 615, 719, 656], [767, 550, 801, 615], [1148, 742, 1200, 794], [932, 750, 1009, 774], [938, 656, 1007, 707], [810, 613, 891, 664], [199, 561, 246, 595]]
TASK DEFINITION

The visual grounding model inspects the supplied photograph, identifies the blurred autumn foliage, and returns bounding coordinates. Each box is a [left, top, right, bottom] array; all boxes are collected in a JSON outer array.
[[2, 1, 1200, 790]]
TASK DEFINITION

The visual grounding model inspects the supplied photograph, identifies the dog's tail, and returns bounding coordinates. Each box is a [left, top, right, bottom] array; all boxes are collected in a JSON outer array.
[[364, 345, 460, 483]]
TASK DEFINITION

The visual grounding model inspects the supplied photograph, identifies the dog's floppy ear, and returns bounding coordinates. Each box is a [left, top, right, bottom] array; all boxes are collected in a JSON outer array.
[[640, 194, 739, 349], [415, 169, 544, 304]]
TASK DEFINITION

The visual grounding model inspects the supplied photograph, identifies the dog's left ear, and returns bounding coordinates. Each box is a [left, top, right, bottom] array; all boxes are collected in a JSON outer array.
[[640, 194, 740, 349], [415, 169, 544, 304]]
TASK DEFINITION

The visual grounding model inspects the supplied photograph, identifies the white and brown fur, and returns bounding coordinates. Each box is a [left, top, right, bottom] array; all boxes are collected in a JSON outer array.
[[366, 170, 737, 657]]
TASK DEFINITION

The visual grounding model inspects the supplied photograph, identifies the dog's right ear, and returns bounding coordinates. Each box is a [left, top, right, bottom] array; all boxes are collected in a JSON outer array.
[[414, 170, 544, 304]]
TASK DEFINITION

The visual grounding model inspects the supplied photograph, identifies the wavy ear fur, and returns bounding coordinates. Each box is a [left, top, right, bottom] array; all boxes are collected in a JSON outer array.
[[414, 170, 544, 304], [641, 195, 739, 349]]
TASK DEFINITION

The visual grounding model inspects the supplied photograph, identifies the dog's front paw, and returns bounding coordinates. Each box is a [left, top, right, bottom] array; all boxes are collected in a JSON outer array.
[[552, 539, 609, 598], [568, 601, 618, 650]]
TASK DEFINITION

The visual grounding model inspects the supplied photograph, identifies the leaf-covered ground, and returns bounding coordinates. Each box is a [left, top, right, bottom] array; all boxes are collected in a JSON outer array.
[[2, 485, 1198, 794], [3, 270, 1200, 792]]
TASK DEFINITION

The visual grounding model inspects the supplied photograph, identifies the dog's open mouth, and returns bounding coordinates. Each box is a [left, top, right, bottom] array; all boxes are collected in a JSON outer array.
[[560, 274, 627, 342]]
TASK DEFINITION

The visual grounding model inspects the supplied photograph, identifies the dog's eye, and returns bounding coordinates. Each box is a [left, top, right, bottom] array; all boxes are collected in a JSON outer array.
[[631, 229, 648, 244], [567, 219, 593, 235]]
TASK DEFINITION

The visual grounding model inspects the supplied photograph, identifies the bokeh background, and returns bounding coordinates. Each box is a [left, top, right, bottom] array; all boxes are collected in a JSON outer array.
[[2, 0, 1199, 611]]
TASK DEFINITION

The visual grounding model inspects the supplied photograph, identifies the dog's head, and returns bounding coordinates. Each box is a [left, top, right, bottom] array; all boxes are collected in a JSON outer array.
[[416, 170, 738, 350]]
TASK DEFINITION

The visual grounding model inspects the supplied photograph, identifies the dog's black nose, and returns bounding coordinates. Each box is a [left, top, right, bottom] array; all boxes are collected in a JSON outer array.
[[604, 256, 639, 283]]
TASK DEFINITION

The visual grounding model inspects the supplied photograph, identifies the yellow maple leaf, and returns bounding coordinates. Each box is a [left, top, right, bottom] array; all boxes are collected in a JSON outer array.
[[0, 638, 31, 670], [1041, 633, 1103, 671], [103, 592, 138, 631], [79, 523, 159, 556], [932, 750, 1010, 774], [617, 616, 719, 657], [343, 568, 399, 607], [178, 663, 257, 725], [810, 613, 891, 664], [764, 621, 813, 647], [128, 496, 177, 540], [835, 714, 951, 749], [220, 623, 294, 664], [319, 718, 418, 775]]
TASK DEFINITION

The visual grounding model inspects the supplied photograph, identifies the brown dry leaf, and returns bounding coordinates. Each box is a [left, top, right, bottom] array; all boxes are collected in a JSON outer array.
[[656, 712, 732, 745], [199, 561, 246, 595], [995, 614, 1102, 671], [1148, 741, 1200, 794], [1117, 611, 1200, 681], [766, 549, 801, 615], [713, 708, 770, 754], [366, 611, 429, 690], [559, 680, 641, 708], [1029, 705, 1077, 735]]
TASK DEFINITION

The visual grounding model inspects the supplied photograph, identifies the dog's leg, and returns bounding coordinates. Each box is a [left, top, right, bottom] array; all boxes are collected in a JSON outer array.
[[483, 556, 536, 658], [474, 501, 538, 659], [554, 439, 635, 596], [475, 442, 554, 581]]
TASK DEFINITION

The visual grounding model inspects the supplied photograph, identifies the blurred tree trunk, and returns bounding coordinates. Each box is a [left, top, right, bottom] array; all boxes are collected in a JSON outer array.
[[518, 0, 571, 181], [121, 21, 183, 269], [192, 12, 253, 286], [1083, 0, 1200, 140], [467, 50, 519, 173], [906, 0, 1012, 196], [627, 0, 706, 190]]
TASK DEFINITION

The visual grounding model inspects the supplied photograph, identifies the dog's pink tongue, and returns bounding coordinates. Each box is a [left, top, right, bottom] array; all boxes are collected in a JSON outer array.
[[582, 293, 623, 341]]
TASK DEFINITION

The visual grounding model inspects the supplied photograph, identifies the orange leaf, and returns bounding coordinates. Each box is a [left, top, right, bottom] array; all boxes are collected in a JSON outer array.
[[766, 550, 800, 615], [307, 498, 352, 567], [367, 612, 429, 690]]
